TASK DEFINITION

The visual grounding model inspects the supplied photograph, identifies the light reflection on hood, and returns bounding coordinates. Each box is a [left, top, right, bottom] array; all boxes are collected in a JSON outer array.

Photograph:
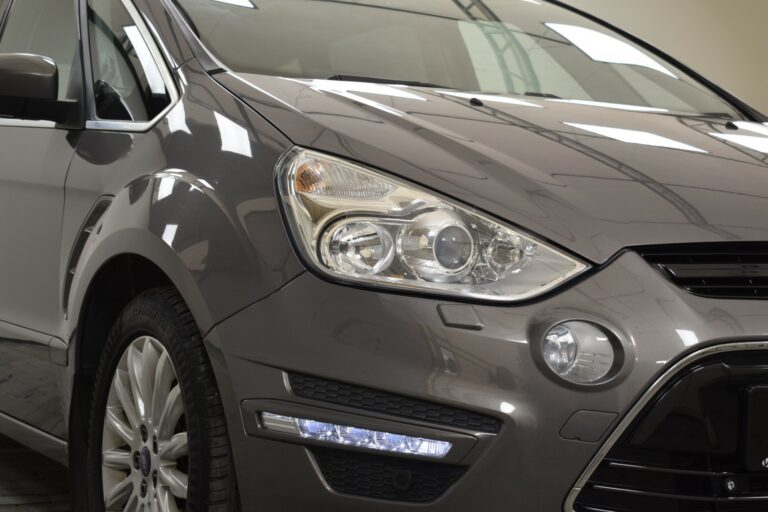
[[565, 122, 708, 153]]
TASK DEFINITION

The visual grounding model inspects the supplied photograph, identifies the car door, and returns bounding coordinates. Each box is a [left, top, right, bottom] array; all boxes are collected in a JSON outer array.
[[0, 0, 81, 438]]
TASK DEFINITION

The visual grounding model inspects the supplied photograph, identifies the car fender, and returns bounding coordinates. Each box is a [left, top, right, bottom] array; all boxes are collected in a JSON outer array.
[[67, 167, 303, 340]]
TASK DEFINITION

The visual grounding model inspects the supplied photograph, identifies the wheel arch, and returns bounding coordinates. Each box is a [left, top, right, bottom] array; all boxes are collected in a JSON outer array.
[[64, 157, 300, 431], [65, 173, 225, 505], [66, 240, 208, 489]]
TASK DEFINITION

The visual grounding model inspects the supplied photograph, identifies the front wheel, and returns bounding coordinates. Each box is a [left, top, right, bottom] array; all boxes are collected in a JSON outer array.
[[87, 288, 236, 511]]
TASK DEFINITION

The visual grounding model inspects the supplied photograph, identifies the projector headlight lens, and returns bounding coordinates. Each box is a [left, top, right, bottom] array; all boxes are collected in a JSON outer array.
[[278, 148, 589, 301], [543, 321, 615, 384], [398, 210, 477, 283], [261, 412, 452, 458]]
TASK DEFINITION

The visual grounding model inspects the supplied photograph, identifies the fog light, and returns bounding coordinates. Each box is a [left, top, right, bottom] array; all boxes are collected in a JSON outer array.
[[543, 322, 614, 384], [261, 412, 452, 458]]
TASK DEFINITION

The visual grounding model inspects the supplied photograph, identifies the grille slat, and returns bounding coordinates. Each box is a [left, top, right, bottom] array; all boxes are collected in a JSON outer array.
[[607, 461, 735, 477], [674, 279, 768, 288], [288, 373, 502, 433], [638, 244, 768, 299], [590, 463, 718, 498], [590, 484, 768, 503], [574, 352, 768, 512]]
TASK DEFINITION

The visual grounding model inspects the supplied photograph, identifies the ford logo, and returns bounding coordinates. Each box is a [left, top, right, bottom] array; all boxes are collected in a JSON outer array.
[[140, 446, 152, 477]]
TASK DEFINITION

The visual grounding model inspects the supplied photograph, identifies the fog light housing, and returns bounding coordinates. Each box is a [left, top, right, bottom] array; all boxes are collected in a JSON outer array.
[[543, 321, 614, 384], [260, 412, 452, 458]]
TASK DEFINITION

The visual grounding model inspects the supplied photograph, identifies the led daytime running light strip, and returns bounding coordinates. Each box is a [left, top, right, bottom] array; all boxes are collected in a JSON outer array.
[[261, 412, 453, 459]]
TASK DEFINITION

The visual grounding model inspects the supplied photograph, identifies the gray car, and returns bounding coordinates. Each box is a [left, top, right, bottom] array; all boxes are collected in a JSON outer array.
[[1, 0, 767, 510]]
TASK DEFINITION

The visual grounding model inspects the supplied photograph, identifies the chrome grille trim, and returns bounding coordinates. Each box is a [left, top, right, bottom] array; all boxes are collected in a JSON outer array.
[[564, 340, 768, 512]]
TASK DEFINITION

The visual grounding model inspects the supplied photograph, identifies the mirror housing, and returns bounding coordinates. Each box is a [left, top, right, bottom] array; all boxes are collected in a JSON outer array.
[[0, 53, 58, 101], [0, 52, 80, 126]]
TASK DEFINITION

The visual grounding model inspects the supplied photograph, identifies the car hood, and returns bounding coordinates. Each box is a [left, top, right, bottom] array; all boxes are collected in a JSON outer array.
[[219, 73, 768, 263]]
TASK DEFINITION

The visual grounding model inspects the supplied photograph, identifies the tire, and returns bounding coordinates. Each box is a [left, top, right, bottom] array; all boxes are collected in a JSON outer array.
[[86, 287, 236, 511]]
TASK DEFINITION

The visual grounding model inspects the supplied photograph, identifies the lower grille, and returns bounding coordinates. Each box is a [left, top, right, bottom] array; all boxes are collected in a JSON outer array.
[[574, 349, 768, 512], [288, 373, 502, 433], [311, 447, 466, 503], [638, 243, 768, 299]]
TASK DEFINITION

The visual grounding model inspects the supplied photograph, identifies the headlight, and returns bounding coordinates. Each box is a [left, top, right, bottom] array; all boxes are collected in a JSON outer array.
[[277, 148, 589, 301]]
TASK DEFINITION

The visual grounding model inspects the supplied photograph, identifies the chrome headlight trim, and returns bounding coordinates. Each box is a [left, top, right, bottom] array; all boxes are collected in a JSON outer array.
[[277, 147, 590, 302]]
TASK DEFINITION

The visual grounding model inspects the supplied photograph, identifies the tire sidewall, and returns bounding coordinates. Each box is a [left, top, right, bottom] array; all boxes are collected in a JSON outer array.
[[86, 293, 209, 511]]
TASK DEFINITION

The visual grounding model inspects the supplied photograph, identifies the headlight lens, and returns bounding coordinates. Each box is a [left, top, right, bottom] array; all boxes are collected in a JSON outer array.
[[278, 148, 589, 301]]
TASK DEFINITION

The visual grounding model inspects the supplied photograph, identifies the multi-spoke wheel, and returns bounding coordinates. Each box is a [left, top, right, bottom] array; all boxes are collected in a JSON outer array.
[[102, 336, 188, 511], [87, 288, 237, 512]]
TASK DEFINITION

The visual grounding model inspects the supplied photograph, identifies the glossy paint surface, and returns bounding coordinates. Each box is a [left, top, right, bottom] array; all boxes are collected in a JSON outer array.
[[219, 73, 768, 264], [0, 123, 76, 435], [64, 60, 303, 338], [0, 0, 766, 510], [210, 252, 768, 511]]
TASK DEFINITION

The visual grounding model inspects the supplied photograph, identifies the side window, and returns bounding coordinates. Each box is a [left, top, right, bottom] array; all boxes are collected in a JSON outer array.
[[88, 0, 171, 122], [0, 0, 79, 101]]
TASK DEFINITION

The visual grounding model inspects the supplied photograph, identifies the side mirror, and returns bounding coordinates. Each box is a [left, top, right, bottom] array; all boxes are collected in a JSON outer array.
[[0, 53, 58, 101]]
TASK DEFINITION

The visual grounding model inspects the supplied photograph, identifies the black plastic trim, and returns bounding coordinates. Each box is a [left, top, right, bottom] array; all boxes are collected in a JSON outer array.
[[311, 446, 467, 503], [287, 373, 502, 434]]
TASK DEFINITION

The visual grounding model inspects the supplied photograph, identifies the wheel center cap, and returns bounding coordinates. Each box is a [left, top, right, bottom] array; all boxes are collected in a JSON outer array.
[[140, 446, 152, 477]]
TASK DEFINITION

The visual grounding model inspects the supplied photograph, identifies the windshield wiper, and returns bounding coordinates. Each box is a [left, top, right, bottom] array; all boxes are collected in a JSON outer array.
[[524, 91, 562, 99], [697, 112, 736, 119], [326, 75, 450, 89]]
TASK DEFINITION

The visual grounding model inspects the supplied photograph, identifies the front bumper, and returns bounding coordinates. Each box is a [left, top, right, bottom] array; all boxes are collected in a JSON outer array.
[[204, 251, 768, 511]]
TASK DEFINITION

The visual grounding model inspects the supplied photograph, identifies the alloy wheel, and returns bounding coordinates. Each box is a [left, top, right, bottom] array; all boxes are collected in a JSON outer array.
[[101, 336, 188, 512]]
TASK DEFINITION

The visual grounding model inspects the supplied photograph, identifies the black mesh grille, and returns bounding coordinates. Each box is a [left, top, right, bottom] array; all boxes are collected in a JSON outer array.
[[311, 447, 466, 502], [638, 244, 768, 299], [574, 351, 768, 512], [288, 373, 501, 433]]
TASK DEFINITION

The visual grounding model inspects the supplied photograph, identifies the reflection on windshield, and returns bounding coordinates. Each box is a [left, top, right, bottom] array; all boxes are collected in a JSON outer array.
[[546, 23, 677, 79], [176, 0, 739, 117], [566, 123, 707, 153], [123, 26, 166, 95], [212, 0, 254, 7]]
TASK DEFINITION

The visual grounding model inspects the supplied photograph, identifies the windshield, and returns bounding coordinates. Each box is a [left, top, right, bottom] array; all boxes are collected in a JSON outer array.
[[174, 0, 739, 117]]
